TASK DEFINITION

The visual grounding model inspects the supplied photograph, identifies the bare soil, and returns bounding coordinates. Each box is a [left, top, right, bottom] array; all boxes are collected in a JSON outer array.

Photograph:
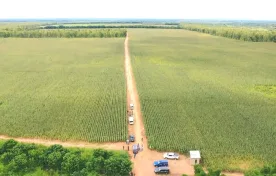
[[0, 135, 125, 150]]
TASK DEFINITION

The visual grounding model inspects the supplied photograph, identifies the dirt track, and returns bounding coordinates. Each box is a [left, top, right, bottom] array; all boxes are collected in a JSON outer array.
[[0, 135, 125, 150], [124, 33, 195, 176]]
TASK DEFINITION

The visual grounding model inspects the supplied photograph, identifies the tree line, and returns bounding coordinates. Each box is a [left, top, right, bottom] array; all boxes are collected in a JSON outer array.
[[0, 29, 127, 38], [182, 163, 276, 176], [181, 24, 276, 42], [41, 25, 181, 29], [245, 163, 276, 176], [0, 140, 132, 176], [182, 165, 226, 176]]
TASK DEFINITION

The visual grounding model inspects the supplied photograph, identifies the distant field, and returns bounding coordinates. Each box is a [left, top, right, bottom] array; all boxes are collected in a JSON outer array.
[[0, 38, 127, 142], [40, 23, 179, 28], [43, 23, 144, 27], [0, 22, 39, 29], [129, 29, 276, 171]]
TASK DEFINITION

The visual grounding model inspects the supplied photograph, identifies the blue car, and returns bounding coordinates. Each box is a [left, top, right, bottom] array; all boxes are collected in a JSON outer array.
[[153, 160, 168, 167]]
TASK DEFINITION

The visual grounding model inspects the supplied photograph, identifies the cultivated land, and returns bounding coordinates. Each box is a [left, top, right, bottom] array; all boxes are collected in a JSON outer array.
[[129, 29, 276, 171], [0, 38, 127, 142]]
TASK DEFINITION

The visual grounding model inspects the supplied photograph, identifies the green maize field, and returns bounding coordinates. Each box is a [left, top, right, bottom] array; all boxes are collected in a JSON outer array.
[[129, 29, 276, 171], [0, 38, 127, 142]]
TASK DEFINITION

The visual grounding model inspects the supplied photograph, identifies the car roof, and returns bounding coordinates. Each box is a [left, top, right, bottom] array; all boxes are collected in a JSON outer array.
[[159, 159, 168, 162], [158, 166, 169, 170], [168, 152, 176, 155]]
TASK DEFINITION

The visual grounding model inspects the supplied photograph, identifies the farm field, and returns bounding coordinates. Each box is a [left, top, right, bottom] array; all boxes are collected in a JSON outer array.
[[0, 38, 127, 142], [41, 23, 144, 27], [129, 29, 276, 171]]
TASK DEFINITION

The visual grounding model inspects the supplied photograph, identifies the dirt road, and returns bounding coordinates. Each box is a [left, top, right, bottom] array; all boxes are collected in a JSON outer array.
[[0, 135, 125, 150], [124, 33, 195, 176]]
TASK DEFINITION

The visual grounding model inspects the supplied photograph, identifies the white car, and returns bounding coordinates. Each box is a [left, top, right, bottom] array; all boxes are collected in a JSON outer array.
[[129, 116, 134, 125], [163, 152, 179, 160]]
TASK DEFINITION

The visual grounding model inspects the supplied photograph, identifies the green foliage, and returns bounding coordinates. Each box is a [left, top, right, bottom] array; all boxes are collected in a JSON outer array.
[[181, 23, 276, 42], [245, 163, 276, 176], [104, 155, 132, 176], [42, 145, 69, 170], [194, 165, 207, 176], [87, 156, 105, 174], [0, 140, 132, 175], [129, 29, 276, 171], [0, 139, 18, 154], [0, 141, 42, 174], [254, 85, 276, 98], [0, 38, 127, 142], [41, 24, 180, 29], [192, 165, 221, 176], [0, 28, 127, 38], [92, 149, 113, 159], [61, 151, 85, 174]]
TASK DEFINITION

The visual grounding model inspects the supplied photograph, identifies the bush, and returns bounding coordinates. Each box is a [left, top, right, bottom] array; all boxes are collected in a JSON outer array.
[[245, 163, 276, 176], [181, 23, 276, 42], [0, 140, 132, 175], [0, 29, 127, 38]]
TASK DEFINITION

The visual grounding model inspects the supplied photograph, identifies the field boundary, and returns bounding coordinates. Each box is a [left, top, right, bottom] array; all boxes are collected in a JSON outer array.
[[0, 135, 125, 150]]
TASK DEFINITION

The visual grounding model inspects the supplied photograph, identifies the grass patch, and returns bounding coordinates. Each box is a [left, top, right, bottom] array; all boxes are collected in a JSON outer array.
[[254, 85, 276, 98]]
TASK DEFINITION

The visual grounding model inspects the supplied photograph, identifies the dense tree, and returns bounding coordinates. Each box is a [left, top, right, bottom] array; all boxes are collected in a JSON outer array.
[[181, 23, 276, 42], [0, 139, 18, 154], [61, 151, 85, 174], [42, 144, 69, 171], [245, 164, 276, 176], [41, 25, 180, 29], [104, 155, 132, 176], [0, 29, 127, 38], [0, 140, 132, 175]]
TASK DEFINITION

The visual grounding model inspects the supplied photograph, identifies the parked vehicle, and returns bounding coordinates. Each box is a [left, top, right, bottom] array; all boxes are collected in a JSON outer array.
[[129, 116, 134, 125], [129, 135, 135, 142], [153, 160, 168, 167], [163, 152, 179, 160], [154, 166, 170, 174], [132, 144, 139, 154], [130, 103, 134, 110]]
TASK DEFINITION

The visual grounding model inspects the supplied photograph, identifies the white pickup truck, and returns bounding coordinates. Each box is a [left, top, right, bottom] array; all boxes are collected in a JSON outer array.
[[129, 116, 134, 125], [130, 103, 134, 110]]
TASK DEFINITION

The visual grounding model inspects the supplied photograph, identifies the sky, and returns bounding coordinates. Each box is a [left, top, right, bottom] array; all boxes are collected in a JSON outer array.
[[0, 0, 275, 20]]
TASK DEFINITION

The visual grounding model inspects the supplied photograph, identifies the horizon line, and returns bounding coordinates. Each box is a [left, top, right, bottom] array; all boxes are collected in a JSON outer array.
[[0, 18, 276, 21]]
